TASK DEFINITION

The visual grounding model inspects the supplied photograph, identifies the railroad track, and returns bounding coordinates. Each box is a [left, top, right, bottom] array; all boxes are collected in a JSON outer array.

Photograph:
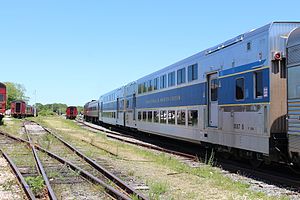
[[0, 121, 148, 200], [76, 119, 300, 190], [75, 119, 198, 161]]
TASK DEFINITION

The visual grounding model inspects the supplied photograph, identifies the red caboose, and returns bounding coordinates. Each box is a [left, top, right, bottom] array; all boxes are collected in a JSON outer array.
[[11, 100, 26, 118], [26, 105, 34, 117], [0, 82, 6, 121], [66, 106, 78, 120]]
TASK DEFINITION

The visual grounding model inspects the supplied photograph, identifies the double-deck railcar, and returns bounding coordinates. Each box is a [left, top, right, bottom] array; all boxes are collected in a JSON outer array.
[[83, 100, 99, 123], [0, 82, 6, 121], [11, 100, 26, 118], [66, 106, 78, 120], [90, 22, 300, 167]]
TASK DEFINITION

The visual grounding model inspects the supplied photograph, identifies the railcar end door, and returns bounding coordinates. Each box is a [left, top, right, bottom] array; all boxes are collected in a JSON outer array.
[[208, 73, 219, 127]]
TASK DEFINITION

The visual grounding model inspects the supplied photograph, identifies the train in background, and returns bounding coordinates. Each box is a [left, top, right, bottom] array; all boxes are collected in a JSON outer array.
[[84, 22, 300, 168], [11, 100, 37, 118], [0, 82, 6, 122], [66, 106, 78, 120]]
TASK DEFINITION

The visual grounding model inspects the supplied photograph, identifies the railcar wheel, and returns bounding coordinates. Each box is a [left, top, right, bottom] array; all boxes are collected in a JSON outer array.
[[250, 153, 263, 168]]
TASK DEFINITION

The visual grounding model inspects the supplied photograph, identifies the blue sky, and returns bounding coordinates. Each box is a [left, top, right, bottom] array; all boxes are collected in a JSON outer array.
[[0, 0, 299, 106]]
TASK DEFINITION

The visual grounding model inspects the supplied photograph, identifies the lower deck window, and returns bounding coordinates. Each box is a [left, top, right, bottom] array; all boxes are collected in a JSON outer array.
[[138, 111, 141, 121], [142, 111, 147, 121], [154, 111, 159, 123], [160, 110, 167, 124], [168, 110, 175, 124], [236, 78, 245, 100], [177, 110, 186, 125], [148, 111, 153, 122], [188, 110, 198, 126]]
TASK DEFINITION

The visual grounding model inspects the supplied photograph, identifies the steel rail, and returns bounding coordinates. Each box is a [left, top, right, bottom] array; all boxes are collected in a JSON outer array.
[[0, 150, 36, 200], [77, 120, 197, 160], [23, 122, 58, 200], [0, 129, 133, 200], [34, 144, 131, 200], [40, 124, 148, 200]]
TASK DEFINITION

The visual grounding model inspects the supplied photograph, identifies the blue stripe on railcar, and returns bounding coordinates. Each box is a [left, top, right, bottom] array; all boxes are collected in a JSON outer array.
[[219, 68, 270, 105], [136, 83, 206, 109], [219, 59, 266, 77], [102, 101, 117, 110]]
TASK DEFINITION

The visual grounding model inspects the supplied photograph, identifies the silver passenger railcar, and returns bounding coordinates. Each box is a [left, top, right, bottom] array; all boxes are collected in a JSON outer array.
[[90, 22, 300, 167]]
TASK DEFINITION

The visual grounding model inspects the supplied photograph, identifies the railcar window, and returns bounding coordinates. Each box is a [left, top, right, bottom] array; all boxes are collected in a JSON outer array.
[[0, 94, 3, 101], [138, 84, 142, 94], [188, 110, 198, 126], [154, 111, 159, 123], [154, 78, 159, 90], [148, 80, 153, 92], [168, 71, 175, 87], [236, 78, 245, 100], [168, 110, 175, 124], [148, 111, 153, 122], [160, 75, 167, 89], [177, 110, 186, 125], [188, 64, 198, 82], [138, 111, 142, 121], [143, 82, 148, 93], [210, 79, 218, 101], [160, 110, 167, 124], [288, 66, 300, 99], [254, 71, 263, 98], [177, 68, 186, 85], [142, 111, 147, 121]]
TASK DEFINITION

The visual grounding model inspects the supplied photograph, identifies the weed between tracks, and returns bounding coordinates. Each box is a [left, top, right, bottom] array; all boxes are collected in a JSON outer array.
[[11, 116, 290, 200]]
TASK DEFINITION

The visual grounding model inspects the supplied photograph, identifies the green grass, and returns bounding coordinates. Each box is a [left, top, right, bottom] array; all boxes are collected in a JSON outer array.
[[25, 176, 45, 196], [148, 181, 169, 200]]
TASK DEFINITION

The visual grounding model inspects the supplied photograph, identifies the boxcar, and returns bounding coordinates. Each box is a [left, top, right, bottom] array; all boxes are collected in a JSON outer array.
[[94, 22, 300, 167], [11, 100, 26, 118], [0, 82, 6, 121], [66, 106, 78, 120]]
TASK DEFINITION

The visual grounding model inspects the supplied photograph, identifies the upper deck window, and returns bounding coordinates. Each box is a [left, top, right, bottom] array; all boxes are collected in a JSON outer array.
[[254, 71, 263, 98], [154, 77, 159, 90], [177, 68, 186, 85], [236, 78, 245, 100], [143, 82, 148, 93], [160, 74, 167, 89], [138, 84, 142, 94], [188, 64, 198, 82], [168, 71, 175, 87], [148, 80, 153, 92]]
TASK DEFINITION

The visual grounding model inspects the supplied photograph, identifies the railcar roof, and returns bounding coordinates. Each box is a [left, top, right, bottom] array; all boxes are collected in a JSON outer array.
[[137, 21, 300, 81]]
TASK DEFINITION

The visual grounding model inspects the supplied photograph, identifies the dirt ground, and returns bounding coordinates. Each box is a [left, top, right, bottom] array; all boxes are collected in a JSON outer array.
[[0, 155, 25, 200]]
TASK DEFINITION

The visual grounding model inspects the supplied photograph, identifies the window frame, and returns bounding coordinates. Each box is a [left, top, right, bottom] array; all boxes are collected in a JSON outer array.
[[177, 67, 186, 85], [168, 71, 176, 87], [176, 110, 186, 126], [188, 64, 198, 82], [154, 77, 159, 90], [160, 74, 167, 89]]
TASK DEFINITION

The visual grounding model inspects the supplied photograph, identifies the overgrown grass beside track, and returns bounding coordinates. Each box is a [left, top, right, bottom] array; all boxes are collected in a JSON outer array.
[[0, 116, 290, 200]]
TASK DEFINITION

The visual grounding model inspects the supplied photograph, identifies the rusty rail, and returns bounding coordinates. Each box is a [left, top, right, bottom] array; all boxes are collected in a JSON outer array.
[[23, 121, 57, 200], [0, 150, 36, 200]]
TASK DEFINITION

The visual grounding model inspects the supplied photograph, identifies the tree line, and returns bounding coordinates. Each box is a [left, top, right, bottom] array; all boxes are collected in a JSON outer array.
[[4, 82, 83, 116]]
